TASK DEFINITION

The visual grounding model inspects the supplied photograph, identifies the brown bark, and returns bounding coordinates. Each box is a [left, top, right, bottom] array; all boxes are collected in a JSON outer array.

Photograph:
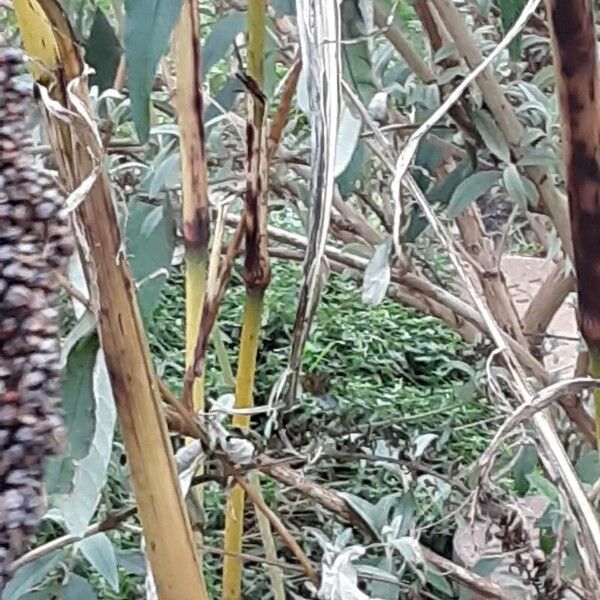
[[457, 208, 527, 347], [546, 0, 600, 350]]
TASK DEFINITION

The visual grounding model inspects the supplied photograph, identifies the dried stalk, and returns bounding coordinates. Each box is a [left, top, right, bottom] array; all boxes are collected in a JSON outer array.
[[287, 0, 342, 403], [174, 0, 210, 414]]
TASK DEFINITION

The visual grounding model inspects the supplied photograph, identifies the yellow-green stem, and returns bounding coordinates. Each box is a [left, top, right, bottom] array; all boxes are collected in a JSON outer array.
[[223, 3, 268, 597], [223, 292, 264, 600], [590, 350, 600, 447], [247, 0, 266, 84], [185, 252, 207, 411]]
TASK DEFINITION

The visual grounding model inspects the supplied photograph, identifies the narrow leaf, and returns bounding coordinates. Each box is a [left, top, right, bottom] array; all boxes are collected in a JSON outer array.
[[502, 163, 529, 209], [124, 0, 184, 141], [202, 12, 246, 75], [86, 9, 121, 92], [473, 110, 511, 162]]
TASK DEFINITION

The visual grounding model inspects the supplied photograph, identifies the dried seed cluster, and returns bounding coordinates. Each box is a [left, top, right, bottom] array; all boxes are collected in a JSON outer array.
[[0, 49, 73, 585]]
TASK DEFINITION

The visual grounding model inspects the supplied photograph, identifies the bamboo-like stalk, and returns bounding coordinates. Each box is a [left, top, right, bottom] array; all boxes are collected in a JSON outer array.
[[173, 0, 211, 584], [12, 1, 207, 597], [545, 0, 600, 445], [174, 0, 210, 413], [222, 1, 270, 598]]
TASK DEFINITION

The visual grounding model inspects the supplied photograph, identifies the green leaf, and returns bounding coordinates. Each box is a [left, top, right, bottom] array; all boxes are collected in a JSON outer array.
[[496, 0, 524, 59], [86, 9, 122, 93], [44, 455, 75, 496], [63, 575, 98, 600], [205, 77, 245, 124], [62, 335, 99, 460], [512, 444, 537, 495], [57, 351, 116, 536], [576, 451, 600, 484], [202, 12, 246, 75], [339, 493, 381, 540], [426, 565, 453, 596], [392, 537, 423, 565], [473, 110, 511, 162], [366, 559, 399, 599], [447, 171, 501, 218], [126, 199, 175, 321], [2, 551, 64, 600], [390, 493, 415, 537], [116, 549, 147, 576], [79, 534, 119, 592], [337, 140, 368, 198], [340, 0, 377, 104], [124, 0, 184, 141], [373, 492, 404, 534], [149, 152, 181, 198], [503, 163, 526, 199], [502, 163, 530, 209], [527, 472, 559, 505]]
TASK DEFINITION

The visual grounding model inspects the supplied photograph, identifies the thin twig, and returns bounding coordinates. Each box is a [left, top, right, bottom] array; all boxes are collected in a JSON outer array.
[[230, 469, 320, 586]]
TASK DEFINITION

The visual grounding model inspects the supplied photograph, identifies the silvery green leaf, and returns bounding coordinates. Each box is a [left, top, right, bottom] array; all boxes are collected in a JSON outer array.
[[64, 574, 98, 600], [473, 110, 510, 162], [335, 105, 362, 177], [447, 171, 501, 218], [437, 66, 465, 85], [79, 533, 119, 592], [319, 546, 370, 600], [2, 551, 64, 600], [576, 451, 600, 485], [392, 537, 423, 565], [339, 493, 381, 540], [521, 127, 545, 146], [67, 253, 90, 320], [149, 152, 181, 198], [532, 65, 554, 88], [140, 204, 165, 238], [433, 43, 457, 63], [61, 335, 99, 461], [412, 433, 438, 459], [517, 147, 556, 168], [58, 351, 116, 535], [426, 565, 453, 596], [362, 238, 392, 307], [502, 164, 529, 209]]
